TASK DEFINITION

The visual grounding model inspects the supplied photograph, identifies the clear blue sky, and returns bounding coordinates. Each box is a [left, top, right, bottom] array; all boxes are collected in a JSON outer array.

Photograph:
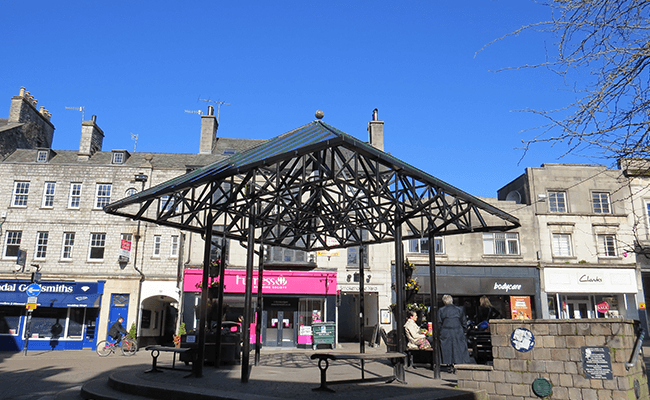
[[1, 0, 595, 198]]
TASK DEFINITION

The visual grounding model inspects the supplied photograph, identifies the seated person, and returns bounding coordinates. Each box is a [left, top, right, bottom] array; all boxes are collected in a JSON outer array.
[[404, 311, 431, 350]]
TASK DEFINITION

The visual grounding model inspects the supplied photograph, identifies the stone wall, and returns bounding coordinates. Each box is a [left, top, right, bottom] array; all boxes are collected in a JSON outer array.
[[456, 319, 648, 400]]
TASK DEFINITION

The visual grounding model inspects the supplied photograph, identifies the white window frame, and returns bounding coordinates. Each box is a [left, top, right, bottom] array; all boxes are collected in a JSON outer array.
[[125, 188, 137, 197], [94, 183, 112, 209], [598, 234, 617, 257], [153, 235, 161, 257], [159, 195, 176, 213], [170, 235, 179, 257], [552, 233, 573, 257], [35, 232, 48, 259], [4, 231, 22, 258], [88, 233, 106, 260], [408, 236, 444, 254], [41, 182, 56, 208], [12, 181, 30, 207], [61, 232, 75, 260], [548, 191, 567, 213], [68, 183, 82, 209], [36, 150, 48, 162], [112, 152, 124, 164], [592, 192, 611, 214], [483, 232, 520, 255]]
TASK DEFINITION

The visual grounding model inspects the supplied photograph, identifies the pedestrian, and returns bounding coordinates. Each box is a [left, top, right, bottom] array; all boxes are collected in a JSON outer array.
[[476, 295, 501, 331], [438, 294, 472, 368]]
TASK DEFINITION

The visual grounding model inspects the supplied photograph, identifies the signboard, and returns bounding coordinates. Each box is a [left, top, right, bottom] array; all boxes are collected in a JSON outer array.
[[119, 239, 132, 261], [510, 296, 532, 320], [25, 284, 42, 297], [25, 303, 37, 310], [582, 346, 613, 380], [596, 302, 610, 314], [510, 327, 535, 352]]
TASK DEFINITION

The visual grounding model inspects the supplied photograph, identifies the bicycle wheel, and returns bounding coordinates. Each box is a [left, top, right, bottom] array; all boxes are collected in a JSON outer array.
[[121, 338, 137, 356], [96, 340, 113, 357]]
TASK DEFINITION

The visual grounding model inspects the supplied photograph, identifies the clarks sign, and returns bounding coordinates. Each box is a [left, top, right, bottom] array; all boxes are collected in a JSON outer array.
[[579, 275, 603, 283]]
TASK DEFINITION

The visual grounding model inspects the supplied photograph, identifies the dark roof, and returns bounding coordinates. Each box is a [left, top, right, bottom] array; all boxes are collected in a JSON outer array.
[[105, 120, 520, 250]]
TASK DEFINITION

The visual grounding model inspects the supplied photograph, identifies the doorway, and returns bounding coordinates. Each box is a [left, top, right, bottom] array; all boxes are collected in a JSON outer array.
[[265, 307, 295, 347]]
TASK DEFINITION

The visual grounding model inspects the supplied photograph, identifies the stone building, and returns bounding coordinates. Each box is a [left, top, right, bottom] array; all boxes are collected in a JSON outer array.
[[0, 87, 53, 159]]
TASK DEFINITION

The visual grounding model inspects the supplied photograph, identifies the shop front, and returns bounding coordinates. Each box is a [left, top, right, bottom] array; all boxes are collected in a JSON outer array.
[[182, 269, 336, 348], [0, 280, 104, 351], [412, 265, 541, 324], [543, 267, 641, 320]]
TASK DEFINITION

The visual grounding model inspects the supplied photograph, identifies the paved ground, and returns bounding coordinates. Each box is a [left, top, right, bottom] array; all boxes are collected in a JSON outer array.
[[0, 344, 462, 400]]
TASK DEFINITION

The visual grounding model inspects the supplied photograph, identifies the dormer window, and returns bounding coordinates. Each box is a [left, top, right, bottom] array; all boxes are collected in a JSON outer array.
[[111, 150, 129, 164], [36, 149, 54, 163]]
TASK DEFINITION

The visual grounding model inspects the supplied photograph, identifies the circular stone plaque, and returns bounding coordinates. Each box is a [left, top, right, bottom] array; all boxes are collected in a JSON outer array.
[[532, 377, 552, 398]]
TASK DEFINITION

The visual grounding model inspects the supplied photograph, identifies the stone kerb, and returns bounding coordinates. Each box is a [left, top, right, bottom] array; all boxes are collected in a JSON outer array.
[[456, 319, 648, 400]]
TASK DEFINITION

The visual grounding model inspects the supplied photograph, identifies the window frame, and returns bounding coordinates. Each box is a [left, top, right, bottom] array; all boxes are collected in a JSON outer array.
[[597, 234, 617, 257], [112, 152, 124, 164], [12, 181, 30, 207], [153, 235, 161, 257], [552, 233, 573, 257], [61, 232, 75, 260], [36, 150, 48, 162], [170, 235, 179, 257], [88, 233, 106, 260], [94, 183, 112, 209], [592, 192, 611, 214], [34, 231, 49, 259], [408, 236, 444, 254], [68, 183, 82, 209], [4, 230, 22, 259], [548, 190, 568, 213], [41, 181, 56, 208], [482, 232, 520, 255]]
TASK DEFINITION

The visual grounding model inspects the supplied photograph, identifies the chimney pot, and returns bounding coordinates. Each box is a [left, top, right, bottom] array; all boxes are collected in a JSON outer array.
[[208, 105, 214, 116], [92, 115, 97, 123]]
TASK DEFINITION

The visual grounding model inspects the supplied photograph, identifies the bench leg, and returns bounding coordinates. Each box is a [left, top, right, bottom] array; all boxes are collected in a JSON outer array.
[[145, 350, 163, 373], [312, 358, 335, 392]]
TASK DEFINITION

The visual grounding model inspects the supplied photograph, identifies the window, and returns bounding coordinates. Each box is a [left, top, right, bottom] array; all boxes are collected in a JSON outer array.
[[12, 181, 30, 207], [548, 191, 567, 213], [171, 235, 179, 257], [41, 182, 56, 208], [153, 235, 161, 257], [112, 152, 124, 164], [159, 195, 176, 213], [89, 233, 106, 260], [598, 234, 617, 257], [4, 231, 21, 258], [68, 183, 82, 208], [483, 232, 520, 255], [408, 236, 444, 254], [125, 188, 137, 197], [552, 233, 573, 257], [61, 232, 75, 260], [95, 183, 112, 209], [37, 150, 48, 162], [593, 192, 611, 214], [34, 232, 48, 259]]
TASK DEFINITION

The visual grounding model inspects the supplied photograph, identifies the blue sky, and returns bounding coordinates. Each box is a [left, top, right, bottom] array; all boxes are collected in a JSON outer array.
[[1, 0, 596, 198]]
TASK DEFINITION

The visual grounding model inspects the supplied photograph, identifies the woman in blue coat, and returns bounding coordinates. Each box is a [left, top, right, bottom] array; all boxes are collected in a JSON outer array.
[[438, 294, 472, 366]]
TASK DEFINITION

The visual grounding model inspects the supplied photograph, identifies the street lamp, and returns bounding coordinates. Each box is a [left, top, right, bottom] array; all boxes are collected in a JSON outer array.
[[133, 173, 148, 343]]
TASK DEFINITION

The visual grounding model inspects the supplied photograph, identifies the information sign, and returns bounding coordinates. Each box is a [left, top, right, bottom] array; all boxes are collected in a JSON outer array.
[[25, 303, 37, 310], [25, 284, 42, 297], [581, 346, 613, 380]]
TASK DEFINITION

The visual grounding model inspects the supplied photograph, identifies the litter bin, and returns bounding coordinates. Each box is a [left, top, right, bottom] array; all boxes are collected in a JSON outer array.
[[312, 322, 335, 350]]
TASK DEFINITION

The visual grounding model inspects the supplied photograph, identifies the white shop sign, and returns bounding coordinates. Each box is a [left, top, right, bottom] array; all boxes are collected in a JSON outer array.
[[544, 268, 637, 293]]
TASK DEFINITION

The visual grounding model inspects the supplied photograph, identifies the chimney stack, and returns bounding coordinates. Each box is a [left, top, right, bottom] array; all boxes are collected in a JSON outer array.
[[8, 87, 55, 148], [78, 115, 104, 160], [368, 108, 384, 151], [199, 105, 218, 154]]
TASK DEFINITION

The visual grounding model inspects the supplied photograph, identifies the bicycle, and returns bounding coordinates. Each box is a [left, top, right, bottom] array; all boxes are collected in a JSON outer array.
[[96, 336, 138, 357]]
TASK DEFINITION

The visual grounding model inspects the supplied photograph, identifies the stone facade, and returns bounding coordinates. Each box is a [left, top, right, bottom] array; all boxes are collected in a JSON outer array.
[[457, 319, 648, 400]]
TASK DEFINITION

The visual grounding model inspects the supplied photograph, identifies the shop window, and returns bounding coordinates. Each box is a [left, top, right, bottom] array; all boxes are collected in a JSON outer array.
[[592, 192, 611, 214], [94, 183, 112, 209], [4, 230, 22, 258], [0, 307, 22, 334], [298, 298, 325, 327], [12, 181, 30, 207], [89, 233, 106, 260], [68, 183, 82, 209], [41, 182, 55, 208], [552, 234, 572, 257], [598, 234, 617, 257], [68, 308, 85, 338], [29, 308, 68, 339], [483, 232, 520, 255], [548, 191, 567, 213]]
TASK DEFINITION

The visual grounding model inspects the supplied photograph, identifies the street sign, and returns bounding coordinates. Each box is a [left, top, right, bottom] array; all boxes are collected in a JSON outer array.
[[25, 303, 37, 310], [26, 284, 42, 297], [27, 296, 37, 304]]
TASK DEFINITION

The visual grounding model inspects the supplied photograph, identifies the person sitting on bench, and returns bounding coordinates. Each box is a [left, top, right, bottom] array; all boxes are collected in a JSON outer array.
[[404, 311, 431, 350]]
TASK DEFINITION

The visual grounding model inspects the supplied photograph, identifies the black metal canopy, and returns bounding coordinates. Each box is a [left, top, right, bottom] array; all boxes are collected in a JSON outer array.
[[104, 120, 520, 247]]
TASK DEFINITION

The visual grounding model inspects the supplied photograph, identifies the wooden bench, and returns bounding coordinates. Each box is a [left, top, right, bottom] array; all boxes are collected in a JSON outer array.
[[310, 352, 407, 392], [144, 345, 194, 373], [406, 348, 433, 369]]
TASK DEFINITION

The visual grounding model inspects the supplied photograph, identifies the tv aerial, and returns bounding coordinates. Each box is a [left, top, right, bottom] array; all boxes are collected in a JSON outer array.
[[198, 96, 230, 122], [65, 106, 85, 121]]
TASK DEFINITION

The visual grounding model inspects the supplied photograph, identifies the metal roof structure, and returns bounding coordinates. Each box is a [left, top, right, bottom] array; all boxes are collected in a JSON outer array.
[[104, 117, 521, 381], [104, 120, 520, 248]]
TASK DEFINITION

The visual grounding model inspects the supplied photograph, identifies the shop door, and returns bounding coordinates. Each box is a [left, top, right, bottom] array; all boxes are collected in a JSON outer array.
[[266, 308, 294, 347], [564, 296, 591, 319], [107, 294, 129, 340]]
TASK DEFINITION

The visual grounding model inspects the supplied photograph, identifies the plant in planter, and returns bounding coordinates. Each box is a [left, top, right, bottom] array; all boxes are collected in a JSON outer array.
[[127, 322, 137, 341], [173, 322, 186, 348]]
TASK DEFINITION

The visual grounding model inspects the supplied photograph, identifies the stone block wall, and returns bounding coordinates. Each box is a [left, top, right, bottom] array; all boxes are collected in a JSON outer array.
[[456, 319, 648, 400]]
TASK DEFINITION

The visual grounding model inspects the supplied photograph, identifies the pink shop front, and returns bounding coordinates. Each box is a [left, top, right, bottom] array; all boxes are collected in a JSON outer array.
[[182, 269, 337, 348]]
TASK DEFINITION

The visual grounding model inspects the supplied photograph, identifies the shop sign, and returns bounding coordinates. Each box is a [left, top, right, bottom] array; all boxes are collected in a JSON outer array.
[[596, 302, 610, 313], [182, 270, 337, 295], [545, 268, 636, 293], [339, 285, 379, 293]]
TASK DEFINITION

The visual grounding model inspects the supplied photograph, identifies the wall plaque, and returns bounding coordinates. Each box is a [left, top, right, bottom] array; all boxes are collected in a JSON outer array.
[[581, 346, 613, 380]]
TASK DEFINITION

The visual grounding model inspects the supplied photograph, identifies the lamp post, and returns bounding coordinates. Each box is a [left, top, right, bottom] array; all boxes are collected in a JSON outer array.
[[133, 173, 148, 341]]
